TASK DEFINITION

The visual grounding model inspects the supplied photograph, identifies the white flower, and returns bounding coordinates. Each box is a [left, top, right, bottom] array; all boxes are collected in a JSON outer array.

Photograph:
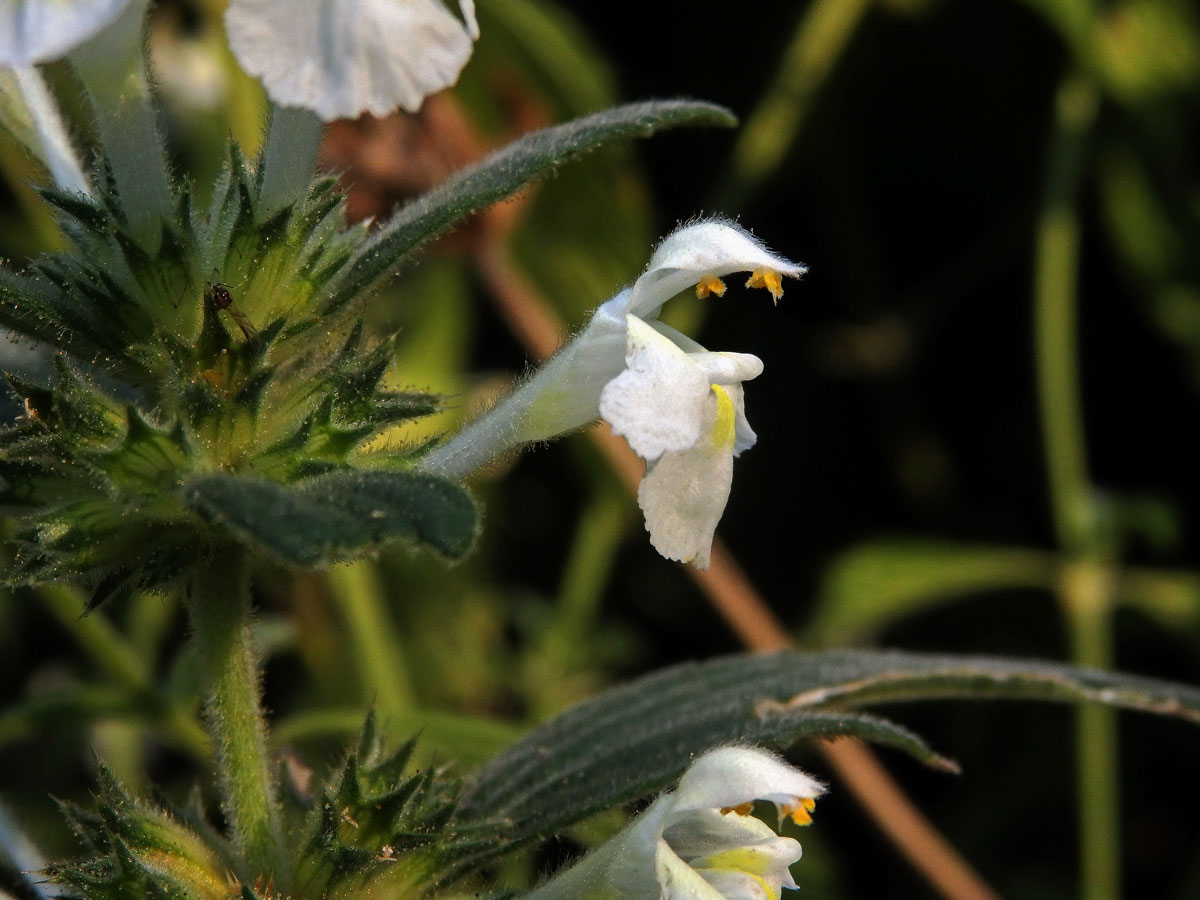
[[225, 0, 479, 121], [0, 0, 132, 66], [526, 746, 824, 900], [417, 219, 805, 569]]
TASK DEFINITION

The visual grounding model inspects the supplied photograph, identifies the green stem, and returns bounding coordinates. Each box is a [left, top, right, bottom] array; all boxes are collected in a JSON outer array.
[[1034, 72, 1116, 900], [187, 555, 286, 885], [1062, 562, 1119, 900], [326, 560, 416, 718], [717, 0, 872, 208], [37, 585, 209, 759], [257, 104, 325, 223], [554, 486, 628, 640]]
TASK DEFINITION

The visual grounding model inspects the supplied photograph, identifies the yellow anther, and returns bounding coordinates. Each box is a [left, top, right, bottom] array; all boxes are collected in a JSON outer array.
[[746, 268, 784, 303], [782, 797, 816, 826], [720, 802, 755, 817], [696, 274, 727, 299]]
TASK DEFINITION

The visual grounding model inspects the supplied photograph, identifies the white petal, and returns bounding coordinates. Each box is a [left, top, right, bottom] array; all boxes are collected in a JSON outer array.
[[629, 220, 807, 318], [664, 807, 780, 859], [516, 292, 629, 443], [636, 387, 735, 569], [695, 868, 780, 900], [656, 841, 728, 900], [600, 316, 711, 460], [723, 382, 757, 457], [691, 836, 803, 884], [672, 748, 825, 816], [225, 0, 478, 121], [0, 0, 131, 65], [688, 351, 764, 387], [604, 798, 681, 900]]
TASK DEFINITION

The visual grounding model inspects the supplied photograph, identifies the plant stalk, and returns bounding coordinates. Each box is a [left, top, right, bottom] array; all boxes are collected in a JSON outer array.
[[326, 560, 416, 718], [717, 0, 872, 207], [1034, 71, 1116, 900], [186, 554, 286, 886]]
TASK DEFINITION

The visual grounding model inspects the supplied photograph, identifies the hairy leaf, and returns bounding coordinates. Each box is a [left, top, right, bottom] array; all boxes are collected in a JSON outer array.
[[323, 99, 736, 313], [183, 469, 477, 565], [448, 649, 1200, 872]]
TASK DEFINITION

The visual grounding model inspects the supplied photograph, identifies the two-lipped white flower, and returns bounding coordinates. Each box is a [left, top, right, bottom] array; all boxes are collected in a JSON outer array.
[[225, 0, 479, 121], [525, 746, 824, 900], [417, 219, 805, 569]]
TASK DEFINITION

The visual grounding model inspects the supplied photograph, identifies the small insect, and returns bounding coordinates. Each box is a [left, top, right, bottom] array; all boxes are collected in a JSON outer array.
[[376, 844, 398, 863], [204, 269, 259, 342]]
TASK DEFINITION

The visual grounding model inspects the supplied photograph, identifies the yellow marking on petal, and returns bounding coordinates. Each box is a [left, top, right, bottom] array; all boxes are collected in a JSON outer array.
[[720, 802, 755, 816], [695, 850, 782, 898], [746, 268, 784, 303], [709, 384, 736, 451], [695, 274, 727, 299]]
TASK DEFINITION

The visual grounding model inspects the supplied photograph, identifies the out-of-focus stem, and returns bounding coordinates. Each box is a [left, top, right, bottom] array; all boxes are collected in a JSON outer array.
[[718, 0, 873, 208], [1034, 72, 1116, 900], [37, 585, 209, 759], [326, 560, 416, 718]]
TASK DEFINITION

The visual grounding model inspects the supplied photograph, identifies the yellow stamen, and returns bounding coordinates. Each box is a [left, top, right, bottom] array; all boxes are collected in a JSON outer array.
[[720, 802, 754, 816], [695, 274, 727, 299], [781, 796, 817, 826], [746, 268, 784, 303]]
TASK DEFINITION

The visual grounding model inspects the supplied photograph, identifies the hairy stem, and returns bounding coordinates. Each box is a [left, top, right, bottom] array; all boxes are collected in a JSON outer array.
[[187, 555, 286, 886]]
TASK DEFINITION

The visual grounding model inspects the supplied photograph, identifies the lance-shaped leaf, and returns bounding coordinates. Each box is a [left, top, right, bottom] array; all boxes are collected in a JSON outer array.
[[322, 99, 737, 314], [446, 649, 1200, 874], [183, 469, 477, 566]]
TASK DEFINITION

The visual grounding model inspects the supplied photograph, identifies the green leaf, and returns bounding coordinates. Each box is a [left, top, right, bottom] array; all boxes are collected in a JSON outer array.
[[323, 99, 736, 313], [183, 469, 477, 566], [448, 649, 1200, 873], [807, 540, 1058, 644]]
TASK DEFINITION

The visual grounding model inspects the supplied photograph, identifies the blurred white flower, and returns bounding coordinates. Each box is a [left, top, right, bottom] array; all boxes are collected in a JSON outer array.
[[526, 746, 824, 900], [0, 0, 132, 66], [225, 0, 479, 121], [418, 219, 804, 569]]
